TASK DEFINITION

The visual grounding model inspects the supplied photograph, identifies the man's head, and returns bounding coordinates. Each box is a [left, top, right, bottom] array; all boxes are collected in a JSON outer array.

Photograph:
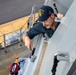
[[38, 5, 55, 21], [38, 5, 56, 28]]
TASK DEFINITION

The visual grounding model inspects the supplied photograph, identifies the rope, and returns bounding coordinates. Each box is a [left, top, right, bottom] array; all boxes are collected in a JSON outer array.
[[51, 55, 60, 75]]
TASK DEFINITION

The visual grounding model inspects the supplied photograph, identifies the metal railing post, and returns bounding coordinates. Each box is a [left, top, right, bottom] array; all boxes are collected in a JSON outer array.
[[20, 28, 22, 46], [33, 5, 36, 23], [3, 34, 7, 52]]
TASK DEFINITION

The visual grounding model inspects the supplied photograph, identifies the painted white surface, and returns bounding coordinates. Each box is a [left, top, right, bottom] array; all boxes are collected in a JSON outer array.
[[39, 0, 76, 75], [21, 0, 76, 75], [44, 0, 74, 15], [22, 35, 45, 75]]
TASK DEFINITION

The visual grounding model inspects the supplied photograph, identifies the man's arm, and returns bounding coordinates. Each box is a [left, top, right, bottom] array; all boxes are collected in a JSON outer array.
[[22, 33, 32, 50], [22, 22, 45, 49]]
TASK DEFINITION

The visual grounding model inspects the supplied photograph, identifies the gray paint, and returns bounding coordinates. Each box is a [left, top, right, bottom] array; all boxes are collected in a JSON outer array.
[[44, 0, 74, 15]]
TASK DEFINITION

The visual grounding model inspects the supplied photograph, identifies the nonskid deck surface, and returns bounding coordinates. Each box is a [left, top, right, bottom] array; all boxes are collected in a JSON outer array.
[[0, 46, 30, 75]]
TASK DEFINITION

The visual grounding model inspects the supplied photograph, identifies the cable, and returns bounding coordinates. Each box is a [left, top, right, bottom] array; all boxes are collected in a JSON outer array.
[[51, 0, 59, 13], [51, 55, 60, 75]]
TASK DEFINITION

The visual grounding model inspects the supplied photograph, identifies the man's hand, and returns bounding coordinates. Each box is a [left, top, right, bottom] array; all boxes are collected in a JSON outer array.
[[57, 13, 64, 19], [22, 34, 32, 50]]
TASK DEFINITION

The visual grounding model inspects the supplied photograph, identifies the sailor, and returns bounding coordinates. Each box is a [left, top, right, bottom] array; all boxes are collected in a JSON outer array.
[[23, 5, 63, 50]]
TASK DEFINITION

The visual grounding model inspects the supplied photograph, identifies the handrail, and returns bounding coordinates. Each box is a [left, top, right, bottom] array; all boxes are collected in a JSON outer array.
[[0, 4, 42, 51]]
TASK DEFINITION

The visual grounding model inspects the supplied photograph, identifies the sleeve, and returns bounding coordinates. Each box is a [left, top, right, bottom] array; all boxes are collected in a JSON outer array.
[[27, 22, 45, 39]]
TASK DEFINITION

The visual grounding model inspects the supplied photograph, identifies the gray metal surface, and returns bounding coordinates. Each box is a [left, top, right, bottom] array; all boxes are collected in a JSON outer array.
[[67, 60, 76, 75], [0, 0, 44, 24], [44, 0, 74, 15], [39, 0, 76, 75]]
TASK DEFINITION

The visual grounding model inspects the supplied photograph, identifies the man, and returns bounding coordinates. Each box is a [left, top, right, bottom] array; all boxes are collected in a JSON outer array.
[[23, 5, 63, 50]]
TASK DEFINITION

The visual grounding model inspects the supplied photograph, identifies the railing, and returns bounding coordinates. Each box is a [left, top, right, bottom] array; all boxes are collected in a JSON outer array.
[[0, 5, 43, 52], [0, 18, 29, 50]]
